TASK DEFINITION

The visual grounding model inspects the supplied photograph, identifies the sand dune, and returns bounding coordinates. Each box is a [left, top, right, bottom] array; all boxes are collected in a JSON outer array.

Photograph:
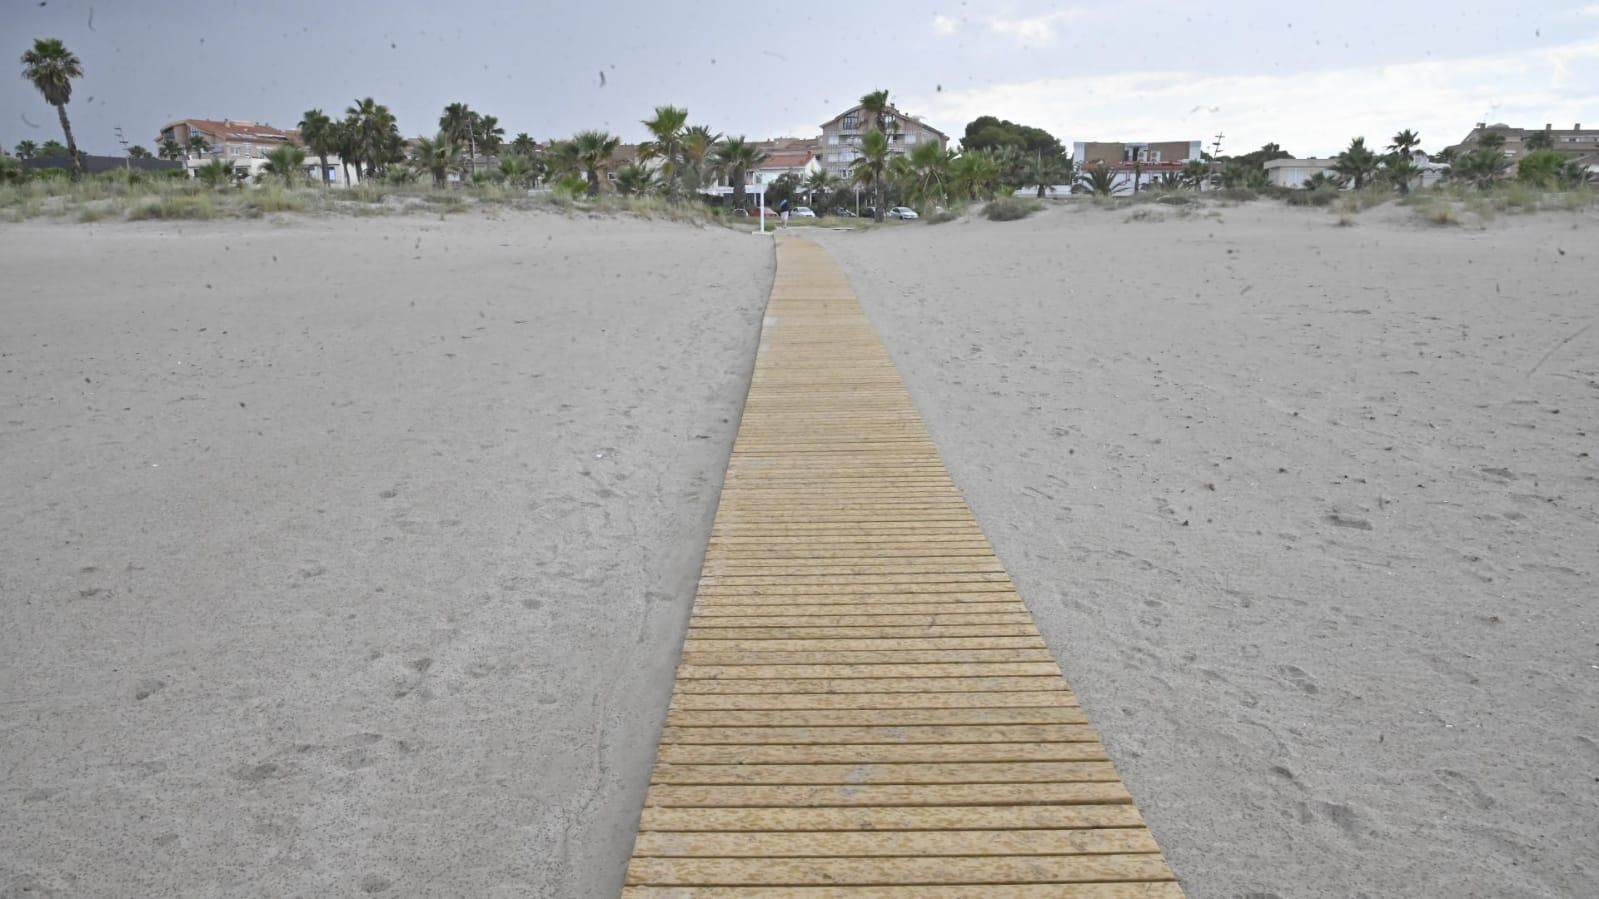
[[0, 213, 772, 897], [812, 201, 1599, 898]]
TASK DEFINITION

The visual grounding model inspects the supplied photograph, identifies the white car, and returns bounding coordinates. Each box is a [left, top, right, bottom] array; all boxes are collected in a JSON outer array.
[[791, 206, 817, 218], [888, 206, 919, 220]]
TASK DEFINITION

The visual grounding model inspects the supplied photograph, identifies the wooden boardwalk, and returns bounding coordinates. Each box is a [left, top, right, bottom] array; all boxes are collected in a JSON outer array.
[[622, 237, 1183, 897]]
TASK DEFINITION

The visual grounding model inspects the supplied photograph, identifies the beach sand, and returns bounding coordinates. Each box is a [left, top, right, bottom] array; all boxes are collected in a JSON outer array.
[[0, 213, 772, 897], [811, 202, 1598, 898]]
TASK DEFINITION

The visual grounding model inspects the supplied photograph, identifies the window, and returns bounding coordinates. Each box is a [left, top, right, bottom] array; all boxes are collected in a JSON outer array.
[[842, 115, 859, 130], [905, 133, 916, 144], [828, 135, 838, 145]]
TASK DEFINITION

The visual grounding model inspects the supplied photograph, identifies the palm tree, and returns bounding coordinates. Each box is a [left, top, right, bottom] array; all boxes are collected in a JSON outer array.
[[1388, 129, 1421, 157], [902, 140, 953, 208], [1383, 155, 1420, 194], [680, 126, 721, 194], [1304, 171, 1344, 191], [1027, 151, 1072, 198], [615, 163, 656, 196], [571, 130, 621, 195], [158, 137, 183, 161], [640, 105, 689, 198], [844, 129, 888, 219], [510, 132, 537, 157], [1182, 158, 1208, 191], [298, 109, 337, 186], [1076, 166, 1122, 196], [859, 89, 898, 134], [439, 102, 482, 175], [195, 157, 234, 188], [1449, 147, 1509, 189], [21, 38, 84, 178], [1332, 137, 1381, 190], [187, 134, 211, 158], [1523, 129, 1553, 151], [40, 139, 67, 157], [950, 150, 1001, 201], [334, 119, 360, 186], [716, 136, 767, 209], [14, 140, 38, 160], [127, 145, 151, 159], [347, 97, 398, 178], [262, 143, 307, 186], [498, 155, 534, 188], [803, 169, 838, 208], [1477, 131, 1507, 153], [476, 115, 505, 157], [409, 133, 461, 187]]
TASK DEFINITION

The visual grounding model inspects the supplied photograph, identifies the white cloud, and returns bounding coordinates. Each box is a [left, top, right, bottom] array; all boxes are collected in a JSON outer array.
[[1579, 4, 1599, 17], [930, 9, 1083, 46], [987, 11, 1079, 46], [905, 37, 1599, 157]]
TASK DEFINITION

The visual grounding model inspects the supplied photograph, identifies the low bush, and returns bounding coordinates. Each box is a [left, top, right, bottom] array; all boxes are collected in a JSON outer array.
[[925, 209, 959, 224], [983, 197, 1043, 221]]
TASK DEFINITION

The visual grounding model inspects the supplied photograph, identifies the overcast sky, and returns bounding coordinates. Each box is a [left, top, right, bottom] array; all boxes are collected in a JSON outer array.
[[4, 1, 1597, 159]]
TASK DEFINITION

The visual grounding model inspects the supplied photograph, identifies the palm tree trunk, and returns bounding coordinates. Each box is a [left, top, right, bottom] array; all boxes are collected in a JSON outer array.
[[56, 103, 81, 178], [733, 169, 746, 209], [319, 153, 331, 186]]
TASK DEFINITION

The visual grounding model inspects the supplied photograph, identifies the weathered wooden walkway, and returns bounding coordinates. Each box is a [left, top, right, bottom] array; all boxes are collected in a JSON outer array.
[[622, 237, 1182, 897]]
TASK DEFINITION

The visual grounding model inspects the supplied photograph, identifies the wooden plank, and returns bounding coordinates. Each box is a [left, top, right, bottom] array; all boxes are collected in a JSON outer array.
[[622, 884, 1185, 898], [659, 724, 1101, 745], [671, 676, 1070, 694], [650, 761, 1121, 785], [668, 690, 1074, 710], [677, 649, 1057, 666], [626, 854, 1172, 886], [665, 707, 1087, 728], [631, 827, 1159, 858], [676, 662, 1062, 679], [657, 742, 1108, 765], [684, 625, 1044, 640], [641, 782, 1135, 808], [679, 637, 1048, 653], [637, 803, 1145, 832]]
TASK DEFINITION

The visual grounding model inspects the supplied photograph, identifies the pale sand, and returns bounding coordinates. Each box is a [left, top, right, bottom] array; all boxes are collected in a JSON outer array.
[[811, 203, 1599, 898], [0, 214, 772, 897]]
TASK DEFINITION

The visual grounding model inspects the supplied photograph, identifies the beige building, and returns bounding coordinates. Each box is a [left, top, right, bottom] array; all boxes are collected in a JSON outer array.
[[157, 118, 357, 185], [1448, 122, 1598, 162], [818, 104, 949, 180]]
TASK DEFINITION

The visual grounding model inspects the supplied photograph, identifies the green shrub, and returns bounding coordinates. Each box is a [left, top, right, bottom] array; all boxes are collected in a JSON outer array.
[[1286, 189, 1338, 207], [925, 209, 959, 224], [983, 197, 1042, 221], [127, 194, 217, 220]]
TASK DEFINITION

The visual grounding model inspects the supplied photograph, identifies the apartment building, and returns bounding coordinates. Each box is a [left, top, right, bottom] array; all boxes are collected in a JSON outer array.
[[817, 104, 949, 180], [1448, 122, 1598, 161], [157, 118, 357, 185]]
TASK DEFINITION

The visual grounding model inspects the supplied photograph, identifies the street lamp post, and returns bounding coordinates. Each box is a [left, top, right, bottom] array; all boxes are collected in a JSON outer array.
[[115, 126, 130, 170]]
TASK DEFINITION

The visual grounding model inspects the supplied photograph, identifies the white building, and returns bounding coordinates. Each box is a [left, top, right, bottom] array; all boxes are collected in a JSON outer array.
[[1264, 152, 1445, 189], [706, 150, 821, 201]]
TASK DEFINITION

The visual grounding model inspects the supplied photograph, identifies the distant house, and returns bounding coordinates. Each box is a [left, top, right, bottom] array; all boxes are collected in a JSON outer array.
[[1446, 122, 1599, 163], [1263, 157, 1339, 188], [818, 104, 949, 181], [157, 118, 357, 185], [1072, 140, 1202, 192], [706, 149, 820, 202], [1264, 152, 1445, 189]]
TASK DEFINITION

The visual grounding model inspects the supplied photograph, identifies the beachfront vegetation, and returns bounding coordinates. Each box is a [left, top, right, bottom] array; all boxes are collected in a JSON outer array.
[[21, 38, 84, 178]]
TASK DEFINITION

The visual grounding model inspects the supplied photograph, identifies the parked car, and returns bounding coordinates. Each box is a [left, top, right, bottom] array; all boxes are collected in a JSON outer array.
[[792, 206, 817, 218], [732, 208, 749, 216], [888, 206, 919, 220], [747, 206, 778, 217], [831, 207, 857, 217]]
